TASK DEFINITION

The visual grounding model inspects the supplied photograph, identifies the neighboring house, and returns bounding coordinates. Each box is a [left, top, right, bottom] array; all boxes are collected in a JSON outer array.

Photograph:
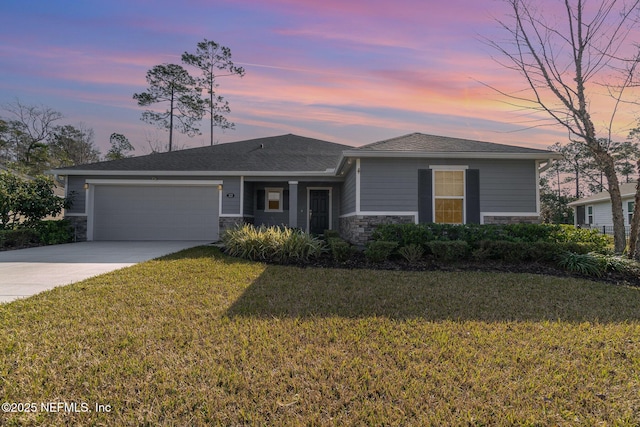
[[568, 182, 638, 234], [50, 133, 559, 244]]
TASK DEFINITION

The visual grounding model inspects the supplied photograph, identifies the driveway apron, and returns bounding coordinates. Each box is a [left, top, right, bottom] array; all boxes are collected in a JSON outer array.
[[0, 241, 208, 304]]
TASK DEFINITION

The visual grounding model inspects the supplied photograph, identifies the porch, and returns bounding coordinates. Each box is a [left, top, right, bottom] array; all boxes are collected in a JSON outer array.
[[219, 179, 342, 236]]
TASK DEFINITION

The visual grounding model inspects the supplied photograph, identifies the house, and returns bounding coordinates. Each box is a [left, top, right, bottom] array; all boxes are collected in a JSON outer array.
[[568, 181, 638, 234], [50, 133, 560, 244]]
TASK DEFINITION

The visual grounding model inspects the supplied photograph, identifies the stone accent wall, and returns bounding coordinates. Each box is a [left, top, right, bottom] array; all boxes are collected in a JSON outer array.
[[66, 216, 87, 242], [339, 215, 416, 246], [483, 215, 540, 225], [219, 217, 246, 238]]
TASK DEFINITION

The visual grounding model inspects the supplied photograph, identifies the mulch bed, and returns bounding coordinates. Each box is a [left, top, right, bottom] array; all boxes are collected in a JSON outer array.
[[275, 251, 640, 288]]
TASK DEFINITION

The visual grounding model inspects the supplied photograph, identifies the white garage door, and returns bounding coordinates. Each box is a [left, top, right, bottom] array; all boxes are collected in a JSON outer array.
[[92, 184, 219, 241]]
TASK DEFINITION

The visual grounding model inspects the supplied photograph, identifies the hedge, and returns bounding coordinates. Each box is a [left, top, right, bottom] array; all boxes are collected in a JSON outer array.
[[0, 220, 73, 250], [372, 223, 612, 253]]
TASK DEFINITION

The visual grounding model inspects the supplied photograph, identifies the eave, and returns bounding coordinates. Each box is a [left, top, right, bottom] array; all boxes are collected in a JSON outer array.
[[335, 150, 562, 174], [48, 169, 337, 177]]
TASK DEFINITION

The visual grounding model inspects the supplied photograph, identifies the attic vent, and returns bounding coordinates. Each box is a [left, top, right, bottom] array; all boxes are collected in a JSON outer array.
[[260, 143, 264, 149]]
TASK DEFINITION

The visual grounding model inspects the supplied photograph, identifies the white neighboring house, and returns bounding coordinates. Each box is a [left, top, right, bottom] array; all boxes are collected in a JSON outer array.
[[568, 182, 637, 234]]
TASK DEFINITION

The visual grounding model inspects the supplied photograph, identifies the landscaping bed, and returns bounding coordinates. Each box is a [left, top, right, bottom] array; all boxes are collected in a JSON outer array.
[[221, 223, 640, 287], [276, 250, 640, 287]]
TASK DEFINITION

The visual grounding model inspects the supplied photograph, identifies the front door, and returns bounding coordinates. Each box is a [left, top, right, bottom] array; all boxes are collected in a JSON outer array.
[[309, 189, 330, 235]]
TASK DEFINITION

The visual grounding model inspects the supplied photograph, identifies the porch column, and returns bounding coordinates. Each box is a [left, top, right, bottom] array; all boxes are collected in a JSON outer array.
[[288, 181, 298, 229]]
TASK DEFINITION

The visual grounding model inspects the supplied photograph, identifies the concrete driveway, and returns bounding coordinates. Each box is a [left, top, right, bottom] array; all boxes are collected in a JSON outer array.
[[0, 241, 209, 304]]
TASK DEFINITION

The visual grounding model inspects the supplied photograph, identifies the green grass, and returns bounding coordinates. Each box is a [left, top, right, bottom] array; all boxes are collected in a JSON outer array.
[[1, 246, 640, 426]]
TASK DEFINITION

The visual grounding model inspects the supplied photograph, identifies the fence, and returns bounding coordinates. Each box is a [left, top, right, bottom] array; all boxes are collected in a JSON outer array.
[[584, 225, 631, 236]]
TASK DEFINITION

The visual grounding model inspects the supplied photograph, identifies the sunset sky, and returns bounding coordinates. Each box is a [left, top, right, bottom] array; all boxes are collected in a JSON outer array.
[[1, 0, 637, 155]]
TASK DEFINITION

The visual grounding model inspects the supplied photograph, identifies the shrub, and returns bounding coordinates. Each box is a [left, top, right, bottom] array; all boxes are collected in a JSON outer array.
[[398, 244, 424, 263], [373, 223, 610, 244], [222, 224, 325, 262], [34, 220, 73, 245], [0, 228, 39, 249], [473, 241, 519, 262], [364, 241, 398, 263], [328, 237, 356, 262], [0, 171, 68, 229], [557, 241, 592, 255], [427, 240, 469, 262], [589, 253, 640, 275], [552, 225, 613, 253], [502, 223, 560, 243], [279, 229, 326, 262], [323, 229, 341, 240], [556, 252, 605, 277], [372, 223, 613, 263], [372, 223, 564, 247], [371, 223, 434, 248], [524, 241, 564, 262], [472, 241, 564, 263]]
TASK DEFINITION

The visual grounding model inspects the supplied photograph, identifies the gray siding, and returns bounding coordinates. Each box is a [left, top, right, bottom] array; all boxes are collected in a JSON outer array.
[[476, 160, 536, 211], [66, 176, 87, 214], [221, 177, 241, 215], [340, 164, 357, 214], [359, 158, 537, 213], [253, 182, 290, 227], [360, 159, 416, 211], [254, 211, 289, 227]]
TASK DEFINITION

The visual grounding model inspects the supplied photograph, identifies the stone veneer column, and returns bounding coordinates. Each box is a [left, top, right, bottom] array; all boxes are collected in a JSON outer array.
[[66, 216, 88, 242], [219, 217, 245, 238], [339, 215, 416, 246], [483, 215, 540, 225]]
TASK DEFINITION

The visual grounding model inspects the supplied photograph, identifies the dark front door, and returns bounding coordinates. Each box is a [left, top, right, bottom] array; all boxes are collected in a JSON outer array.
[[309, 189, 330, 235]]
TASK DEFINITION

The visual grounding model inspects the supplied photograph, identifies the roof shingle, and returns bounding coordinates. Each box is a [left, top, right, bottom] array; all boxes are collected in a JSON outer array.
[[55, 134, 350, 173], [356, 132, 552, 154]]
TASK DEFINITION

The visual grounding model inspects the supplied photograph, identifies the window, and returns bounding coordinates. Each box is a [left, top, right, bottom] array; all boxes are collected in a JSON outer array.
[[587, 206, 593, 225], [629, 201, 635, 225], [434, 170, 464, 224], [265, 187, 283, 212]]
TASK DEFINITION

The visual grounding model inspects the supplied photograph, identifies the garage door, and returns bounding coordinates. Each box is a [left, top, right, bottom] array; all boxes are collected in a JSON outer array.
[[92, 184, 219, 241]]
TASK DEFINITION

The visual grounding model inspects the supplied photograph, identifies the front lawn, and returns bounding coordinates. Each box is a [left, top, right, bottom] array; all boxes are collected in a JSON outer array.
[[1, 246, 639, 426]]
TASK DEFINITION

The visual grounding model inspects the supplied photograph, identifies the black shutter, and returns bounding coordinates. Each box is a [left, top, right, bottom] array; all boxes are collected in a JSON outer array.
[[283, 190, 289, 210], [418, 169, 433, 224], [466, 169, 480, 224], [257, 189, 265, 210]]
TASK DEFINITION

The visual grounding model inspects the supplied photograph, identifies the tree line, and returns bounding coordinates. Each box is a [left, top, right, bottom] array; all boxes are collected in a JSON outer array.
[[0, 99, 135, 176]]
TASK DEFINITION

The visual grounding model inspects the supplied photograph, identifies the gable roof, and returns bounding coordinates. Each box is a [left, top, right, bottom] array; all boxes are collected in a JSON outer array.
[[52, 132, 558, 178], [345, 132, 558, 157], [568, 182, 638, 206], [53, 134, 351, 176]]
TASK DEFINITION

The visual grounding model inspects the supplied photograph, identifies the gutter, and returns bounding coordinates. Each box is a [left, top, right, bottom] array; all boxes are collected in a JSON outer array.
[[47, 169, 338, 177], [340, 150, 563, 160]]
